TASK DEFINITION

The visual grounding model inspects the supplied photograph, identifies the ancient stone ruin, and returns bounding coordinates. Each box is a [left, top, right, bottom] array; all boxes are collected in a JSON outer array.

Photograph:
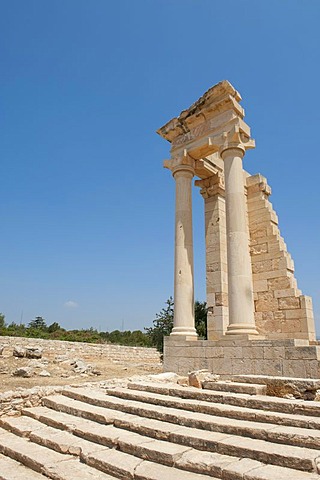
[[1, 83, 320, 478], [157, 80, 318, 377]]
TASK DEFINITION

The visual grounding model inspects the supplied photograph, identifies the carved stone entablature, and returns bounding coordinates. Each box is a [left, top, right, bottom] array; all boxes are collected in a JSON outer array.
[[195, 172, 225, 198], [157, 81, 255, 161]]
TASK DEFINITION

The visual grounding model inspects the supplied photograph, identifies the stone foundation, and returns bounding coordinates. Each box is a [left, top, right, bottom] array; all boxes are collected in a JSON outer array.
[[163, 336, 320, 378]]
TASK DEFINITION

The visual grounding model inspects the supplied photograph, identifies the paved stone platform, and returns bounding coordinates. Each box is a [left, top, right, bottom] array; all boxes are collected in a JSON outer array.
[[1, 378, 320, 478]]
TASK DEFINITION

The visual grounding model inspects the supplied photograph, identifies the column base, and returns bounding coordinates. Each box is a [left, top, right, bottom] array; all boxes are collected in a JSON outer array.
[[226, 323, 259, 336], [170, 326, 198, 339]]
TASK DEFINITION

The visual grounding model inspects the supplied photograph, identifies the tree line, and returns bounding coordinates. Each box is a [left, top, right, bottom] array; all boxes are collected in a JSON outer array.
[[0, 298, 207, 352]]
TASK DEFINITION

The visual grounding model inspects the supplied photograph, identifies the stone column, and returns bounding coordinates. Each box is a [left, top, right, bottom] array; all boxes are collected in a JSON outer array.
[[171, 161, 197, 338], [220, 146, 258, 335]]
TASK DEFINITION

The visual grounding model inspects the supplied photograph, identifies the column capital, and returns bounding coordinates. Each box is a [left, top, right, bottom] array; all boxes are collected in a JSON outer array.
[[219, 125, 255, 159], [164, 152, 195, 177], [195, 172, 225, 198]]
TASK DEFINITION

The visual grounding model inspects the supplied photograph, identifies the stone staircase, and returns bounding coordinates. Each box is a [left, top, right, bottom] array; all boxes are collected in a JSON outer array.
[[1, 379, 320, 479]]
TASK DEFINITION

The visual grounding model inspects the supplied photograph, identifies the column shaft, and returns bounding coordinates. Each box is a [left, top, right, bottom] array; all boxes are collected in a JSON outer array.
[[222, 148, 258, 335], [171, 166, 197, 337]]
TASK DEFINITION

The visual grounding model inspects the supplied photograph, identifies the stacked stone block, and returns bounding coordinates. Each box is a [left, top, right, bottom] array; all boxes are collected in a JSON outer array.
[[247, 174, 316, 341], [197, 172, 229, 340]]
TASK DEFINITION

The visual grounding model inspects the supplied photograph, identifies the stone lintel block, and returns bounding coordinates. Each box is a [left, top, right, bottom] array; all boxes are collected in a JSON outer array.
[[207, 315, 229, 336], [284, 309, 303, 319], [207, 271, 228, 289], [230, 358, 254, 375], [249, 209, 273, 221], [215, 292, 228, 306], [249, 226, 268, 241], [205, 232, 227, 246], [281, 319, 302, 333], [251, 339, 296, 347], [253, 280, 268, 292], [209, 357, 232, 375], [213, 306, 229, 316], [305, 360, 320, 378], [164, 337, 198, 348], [274, 288, 299, 298], [242, 346, 264, 359], [293, 339, 311, 346], [247, 200, 270, 213], [246, 173, 268, 187], [263, 346, 285, 360], [246, 188, 267, 199], [164, 346, 199, 359], [204, 198, 225, 213], [250, 251, 285, 262], [300, 295, 313, 310], [282, 360, 307, 378], [221, 346, 243, 358], [252, 259, 273, 274], [249, 213, 278, 228], [278, 297, 301, 310], [253, 269, 290, 282], [207, 330, 223, 341], [285, 346, 320, 360], [251, 359, 283, 376], [255, 297, 279, 312], [267, 276, 293, 290], [203, 346, 224, 358], [186, 346, 208, 358], [206, 262, 224, 274], [250, 243, 268, 256]]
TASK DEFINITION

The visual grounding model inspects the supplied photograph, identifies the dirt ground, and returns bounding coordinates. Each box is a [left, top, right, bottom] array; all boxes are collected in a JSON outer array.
[[0, 340, 162, 393]]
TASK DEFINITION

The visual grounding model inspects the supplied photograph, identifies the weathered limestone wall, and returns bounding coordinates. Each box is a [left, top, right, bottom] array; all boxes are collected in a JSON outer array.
[[0, 337, 160, 364], [247, 174, 316, 341], [198, 173, 229, 340], [198, 170, 315, 341], [164, 337, 320, 378]]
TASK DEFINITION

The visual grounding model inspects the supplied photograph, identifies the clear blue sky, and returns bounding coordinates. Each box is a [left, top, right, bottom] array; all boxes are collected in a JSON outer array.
[[0, 0, 319, 333]]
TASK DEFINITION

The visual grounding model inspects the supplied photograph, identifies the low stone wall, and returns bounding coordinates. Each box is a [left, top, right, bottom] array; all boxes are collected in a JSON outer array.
[[0, 385, 65, 417], [164, 337, 320, 378], [0, 336, 161, 364]]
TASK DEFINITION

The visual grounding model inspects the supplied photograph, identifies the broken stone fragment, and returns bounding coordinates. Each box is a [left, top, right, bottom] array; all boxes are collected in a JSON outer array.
[[25, 346, 43, 359], [177, 376, 189, 386], [12, 367, 33, 378], [13, 346, 26, 358], [188, 369, 211, 389]]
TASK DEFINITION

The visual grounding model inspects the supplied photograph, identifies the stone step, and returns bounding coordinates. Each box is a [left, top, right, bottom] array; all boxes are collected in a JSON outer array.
[[42, 389, 320, 471], [60, 387, 320, 450], [106, 386, 320, 429], [42, 393, 129, 423], [0, 414, 110, 456], [200, 381, 267, 395], [22, 405, 125, 447], [228, 375, 320, 388], [0, 452, 48, 480], [20, 407, 320, 479], [127, 381, 320, 416], [114, 413, 320, 473], [82, 447, 215, 480], [17, 404, 320, 479], [0, 414, 218, 480], [0, 426, 117, 479], [2, 382, 320, 479]]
